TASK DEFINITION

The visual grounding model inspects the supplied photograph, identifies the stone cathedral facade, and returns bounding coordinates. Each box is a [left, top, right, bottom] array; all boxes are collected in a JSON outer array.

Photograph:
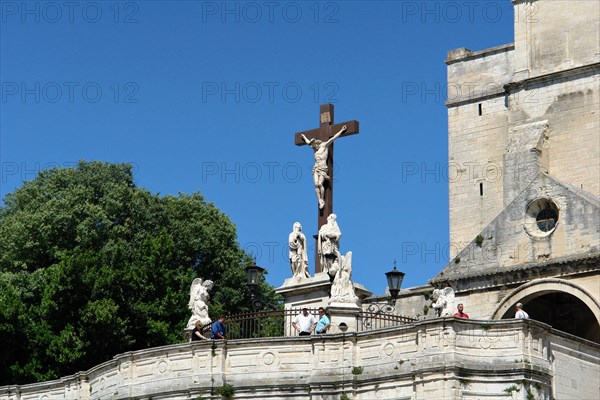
[[1, 1, 598, 399], [429, 0, 599, 341]]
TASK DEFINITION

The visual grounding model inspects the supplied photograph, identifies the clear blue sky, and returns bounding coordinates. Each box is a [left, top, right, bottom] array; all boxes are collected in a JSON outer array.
[[1, 1, 514, 294]]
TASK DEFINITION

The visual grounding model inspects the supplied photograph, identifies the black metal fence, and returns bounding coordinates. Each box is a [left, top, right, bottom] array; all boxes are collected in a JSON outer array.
[[198, 305, 416, 340], [356, 304, 417, 332], [224, 307, 320, 339]]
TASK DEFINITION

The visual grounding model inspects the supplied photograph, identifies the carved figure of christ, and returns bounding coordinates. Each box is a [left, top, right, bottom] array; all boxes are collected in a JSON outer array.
[[294, 104, 359, 273]]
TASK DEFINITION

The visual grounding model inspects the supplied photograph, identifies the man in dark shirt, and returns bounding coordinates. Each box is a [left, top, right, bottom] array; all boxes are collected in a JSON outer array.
[[211, 316, 226, 339]]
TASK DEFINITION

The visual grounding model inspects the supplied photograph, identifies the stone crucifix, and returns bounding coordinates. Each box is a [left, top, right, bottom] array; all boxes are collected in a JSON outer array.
[[294, 104, 359, 273]]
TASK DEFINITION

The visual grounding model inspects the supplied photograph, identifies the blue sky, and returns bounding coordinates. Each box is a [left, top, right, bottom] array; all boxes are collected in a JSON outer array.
[[0, 1, 515, 294]]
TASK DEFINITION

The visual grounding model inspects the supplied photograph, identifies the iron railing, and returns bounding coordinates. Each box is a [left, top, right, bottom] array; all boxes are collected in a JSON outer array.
[[225, 307, 324, 339], [197, 305, 416, 340], [356, 303, 417, 332]]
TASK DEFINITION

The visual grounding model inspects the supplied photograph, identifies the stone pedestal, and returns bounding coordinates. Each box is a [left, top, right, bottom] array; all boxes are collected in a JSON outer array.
[[326, 301, 362, 332], [276, 273, 372, 333], [276, 272, 333, 309], [276, 273, 332, 337], [276, 273, 372, 310]]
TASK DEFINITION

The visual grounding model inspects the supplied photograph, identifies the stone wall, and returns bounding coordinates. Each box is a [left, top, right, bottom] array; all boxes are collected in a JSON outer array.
[[446, 0, 600, 258], [447, 70, 600, 259], [2, 319, 598, 400], [513, 0, 600, 80]]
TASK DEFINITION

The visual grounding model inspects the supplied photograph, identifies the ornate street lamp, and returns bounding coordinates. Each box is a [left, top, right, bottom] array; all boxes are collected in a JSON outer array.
[[385, 260, 405, 301], [245, 264, 265, 294], [245, 265, 266, 309]]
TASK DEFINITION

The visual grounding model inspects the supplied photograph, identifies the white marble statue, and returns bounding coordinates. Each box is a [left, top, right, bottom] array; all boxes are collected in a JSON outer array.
[[289, 222, 310, 278], [329, 251, 358, 304], [301, 125, 347, 209], [186, 278, 214, 330], [431, 287, 455, 317], [318, 213, 342, 278]]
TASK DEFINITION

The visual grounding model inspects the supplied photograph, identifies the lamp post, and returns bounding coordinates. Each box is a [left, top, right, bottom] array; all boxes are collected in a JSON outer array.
[[245, 265, 266, 309], [361, 261, 407, 330], [385, 260, 405, 302]]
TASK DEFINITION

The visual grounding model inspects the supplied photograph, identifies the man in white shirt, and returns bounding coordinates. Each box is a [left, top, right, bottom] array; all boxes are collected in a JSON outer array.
[[515, 303, 530, 319], [292, 308, 316, 336]]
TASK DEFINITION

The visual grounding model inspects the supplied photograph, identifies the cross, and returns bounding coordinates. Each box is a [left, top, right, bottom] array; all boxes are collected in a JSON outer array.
[[294, 104, 360, 274]]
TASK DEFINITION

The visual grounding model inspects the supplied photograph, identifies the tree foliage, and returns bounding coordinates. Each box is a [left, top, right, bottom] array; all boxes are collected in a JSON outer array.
[[0, 161, 276, 385]]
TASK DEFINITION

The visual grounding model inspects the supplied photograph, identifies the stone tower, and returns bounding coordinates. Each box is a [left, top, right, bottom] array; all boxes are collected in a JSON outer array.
[[432, 0, 600, 342], [445, 0, 599, 258]]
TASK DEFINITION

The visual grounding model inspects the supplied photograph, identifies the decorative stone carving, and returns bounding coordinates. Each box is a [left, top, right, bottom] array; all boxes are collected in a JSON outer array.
[[259, 351, 280, 367], [301, 125, 347, 209], [289, 222, 310, 278], [504, 120, 549, 206], [316, 214, 359, 305], [318, 213, 342, 278], [431, 287, 455, 317], [329, 251, 358, 305], [186, 278, 214, 330], [381, 342, 396, 358]]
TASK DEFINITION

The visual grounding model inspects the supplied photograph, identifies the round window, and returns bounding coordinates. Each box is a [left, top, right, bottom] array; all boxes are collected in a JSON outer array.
[[536, 207, 558, 232], [525, 198, 560, 236]]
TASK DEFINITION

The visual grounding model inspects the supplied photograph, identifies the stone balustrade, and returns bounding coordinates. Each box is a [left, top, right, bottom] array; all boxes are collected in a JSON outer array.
[[1, 318, 598, 399]]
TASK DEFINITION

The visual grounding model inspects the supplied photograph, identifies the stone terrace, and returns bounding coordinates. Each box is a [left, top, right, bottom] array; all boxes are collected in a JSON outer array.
[[1, 318, 598, 400]]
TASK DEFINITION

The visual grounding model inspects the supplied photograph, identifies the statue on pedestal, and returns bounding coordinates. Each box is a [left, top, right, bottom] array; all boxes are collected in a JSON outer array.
[[330, 251, 358, 304], [289, 222, 310, 278], [186, 278, 214, 330], [318, 213, 342, 278], [316, 213, 359, 305], [431, 287, 455, 317]]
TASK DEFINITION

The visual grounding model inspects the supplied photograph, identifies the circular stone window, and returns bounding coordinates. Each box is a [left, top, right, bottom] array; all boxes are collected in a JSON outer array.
[[536, 207, 558, 231], [525, 198, 559, 236]]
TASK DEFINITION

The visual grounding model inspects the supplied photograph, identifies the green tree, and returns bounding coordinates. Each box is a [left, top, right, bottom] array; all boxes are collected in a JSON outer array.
[[0, 161, 276, 385]]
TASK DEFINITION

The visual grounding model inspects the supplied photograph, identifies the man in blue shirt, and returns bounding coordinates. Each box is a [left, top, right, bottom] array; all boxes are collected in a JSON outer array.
[[211, 316, 226, 339], [313, 307, 330, 334]]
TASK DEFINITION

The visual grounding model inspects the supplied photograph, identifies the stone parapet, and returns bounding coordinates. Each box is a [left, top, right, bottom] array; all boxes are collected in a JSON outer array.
[[2, 319, 598, 399]]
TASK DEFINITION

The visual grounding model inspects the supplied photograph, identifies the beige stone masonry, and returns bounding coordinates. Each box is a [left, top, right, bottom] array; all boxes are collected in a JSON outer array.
[[2, 319, 598, 400]]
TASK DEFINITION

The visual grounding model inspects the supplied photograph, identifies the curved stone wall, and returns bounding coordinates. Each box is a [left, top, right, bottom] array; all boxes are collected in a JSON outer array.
[[1, 319, 598, 400]]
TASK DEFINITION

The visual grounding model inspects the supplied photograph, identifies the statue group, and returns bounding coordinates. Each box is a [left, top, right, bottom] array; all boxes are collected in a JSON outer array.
[[289, 214, 358, 305]]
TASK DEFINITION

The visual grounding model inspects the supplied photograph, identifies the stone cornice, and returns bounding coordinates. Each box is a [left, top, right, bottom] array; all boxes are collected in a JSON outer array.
[[445, 88, 505, 107], [445, 43, 514, 65], [431, 253, 600, 291], [446, 61, 600, 108], [504, 62, 600, 92]]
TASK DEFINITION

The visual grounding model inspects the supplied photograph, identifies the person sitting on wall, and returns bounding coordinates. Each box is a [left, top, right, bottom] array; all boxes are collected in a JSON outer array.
[[211, 316, 226, 340], [191, 320, 207, 341], [313, 307, 330, 334], [453, 303, 470, 318], [514, 303, 530, 319], [292, 307, 316, 336]]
